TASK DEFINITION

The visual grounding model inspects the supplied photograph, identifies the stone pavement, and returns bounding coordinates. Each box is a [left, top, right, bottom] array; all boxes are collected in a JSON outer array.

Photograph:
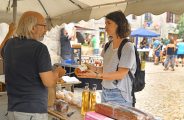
[[0, 93, 7, 120], [135, 62, 184, 120], [0, 62, 184, 120]]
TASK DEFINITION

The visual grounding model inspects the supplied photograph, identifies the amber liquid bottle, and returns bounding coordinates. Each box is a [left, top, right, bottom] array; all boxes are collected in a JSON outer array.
[[89, 84, 97, 111], [81, 83, 90, 115]]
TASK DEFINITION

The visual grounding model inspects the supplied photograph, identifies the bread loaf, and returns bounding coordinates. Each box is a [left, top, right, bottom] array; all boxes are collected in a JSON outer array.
[[54, 99, 69, 113], [95, 103, 155, 120]]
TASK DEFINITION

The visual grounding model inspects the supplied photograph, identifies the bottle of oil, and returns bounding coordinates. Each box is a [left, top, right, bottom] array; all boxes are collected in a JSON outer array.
[[81, 83, 90, 115], [89, 84, 97, 111], [141, 60, 146, 71]]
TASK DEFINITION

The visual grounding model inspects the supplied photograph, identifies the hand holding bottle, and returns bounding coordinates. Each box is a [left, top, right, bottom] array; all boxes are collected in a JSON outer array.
[[53, 64, 66, 78]]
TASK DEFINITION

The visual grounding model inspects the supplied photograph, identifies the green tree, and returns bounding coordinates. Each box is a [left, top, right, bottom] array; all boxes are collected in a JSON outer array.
[[177, 14, 184, 38]]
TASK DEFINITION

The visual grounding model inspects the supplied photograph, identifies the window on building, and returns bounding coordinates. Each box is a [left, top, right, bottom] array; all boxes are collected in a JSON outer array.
[[166, 12, 175, 23], [144, 13, 152, 22], [175, 15, 179, 23], [132, 14, 137, 20]]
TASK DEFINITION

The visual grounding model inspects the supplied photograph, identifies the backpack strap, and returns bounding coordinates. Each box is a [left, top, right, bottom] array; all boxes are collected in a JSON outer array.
[[104, 40, 112, 52], [117, 39, 130, 60], [128, 46, 141, 79], [117, 39, 137, 107], [113, 38, 130, 71]]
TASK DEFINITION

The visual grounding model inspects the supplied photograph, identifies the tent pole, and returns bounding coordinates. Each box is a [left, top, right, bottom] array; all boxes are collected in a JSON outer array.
[[12, 0, 17, 24], [37, 0, 53, 27], [69, 0, 83, 9], [136, 36, 138, 48]]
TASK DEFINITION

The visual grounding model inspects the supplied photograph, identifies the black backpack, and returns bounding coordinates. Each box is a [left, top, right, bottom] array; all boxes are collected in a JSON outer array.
[[104, 39, 145, 106]]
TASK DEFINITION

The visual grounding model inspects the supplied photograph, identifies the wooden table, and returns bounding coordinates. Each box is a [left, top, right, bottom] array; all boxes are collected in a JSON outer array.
[[48, 105, 83, 120], [59, 80, 81, 92]]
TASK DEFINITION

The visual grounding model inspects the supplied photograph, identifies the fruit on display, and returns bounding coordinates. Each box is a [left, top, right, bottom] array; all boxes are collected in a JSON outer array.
[[74, 64, 88, 75]]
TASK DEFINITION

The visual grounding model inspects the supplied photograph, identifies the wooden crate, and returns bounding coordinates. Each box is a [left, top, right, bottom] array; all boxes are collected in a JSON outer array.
[[0, 58, 4, 75], [0, 83, 5, 92]]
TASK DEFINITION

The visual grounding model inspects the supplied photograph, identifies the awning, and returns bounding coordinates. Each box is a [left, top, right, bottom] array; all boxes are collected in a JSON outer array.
[[0, 0, 184, 25]]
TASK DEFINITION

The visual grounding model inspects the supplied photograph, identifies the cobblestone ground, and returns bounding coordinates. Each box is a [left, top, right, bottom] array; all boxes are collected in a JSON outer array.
[[135, 62, 184, 120], [1, 62, 184, 120]]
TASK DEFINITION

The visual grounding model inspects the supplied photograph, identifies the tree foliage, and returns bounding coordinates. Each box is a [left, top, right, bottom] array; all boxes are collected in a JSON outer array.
[[177, 14, 184, 38]]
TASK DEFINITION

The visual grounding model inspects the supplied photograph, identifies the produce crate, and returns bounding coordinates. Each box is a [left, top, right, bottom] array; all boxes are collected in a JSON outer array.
[[0, 83, 5, 92]]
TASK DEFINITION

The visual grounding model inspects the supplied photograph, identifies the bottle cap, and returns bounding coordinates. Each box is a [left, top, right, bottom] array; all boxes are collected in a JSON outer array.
[[84, 83, 89, 89], [92, 84, 97, 90]]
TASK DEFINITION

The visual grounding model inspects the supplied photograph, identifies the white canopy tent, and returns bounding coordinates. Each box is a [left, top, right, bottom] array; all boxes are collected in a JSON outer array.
[[0, 0, 184, 26]]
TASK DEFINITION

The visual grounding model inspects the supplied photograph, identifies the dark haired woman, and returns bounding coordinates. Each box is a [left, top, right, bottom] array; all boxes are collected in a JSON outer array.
[[60, 28, 72, 60], [77, 11, 136, 107]]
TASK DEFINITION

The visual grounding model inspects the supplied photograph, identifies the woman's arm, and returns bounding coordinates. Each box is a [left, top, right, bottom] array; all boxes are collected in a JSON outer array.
[[98, 67, 128, 80], [77, 67, 129, 81]]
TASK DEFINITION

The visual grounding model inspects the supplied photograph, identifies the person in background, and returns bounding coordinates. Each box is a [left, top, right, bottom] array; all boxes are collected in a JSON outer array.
[[153, 38, 161, 65], [176, 39, 184, 67], [60, 28, 72, 60], [85, 33, 92, 45], [1, 11, 65, 120], [163, 39, 176, 71], [140, 37, 148, 49], [77, 11, 136, 107], [76, 31, 85, 44], [91, 35, 100, 55], [148, 44, 154, 62], [161, 47, 167, 66]]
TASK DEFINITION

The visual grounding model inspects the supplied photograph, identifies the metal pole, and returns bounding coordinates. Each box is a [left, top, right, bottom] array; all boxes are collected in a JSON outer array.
[[12, 0, 17, 23], [37, 0, 53, 27]]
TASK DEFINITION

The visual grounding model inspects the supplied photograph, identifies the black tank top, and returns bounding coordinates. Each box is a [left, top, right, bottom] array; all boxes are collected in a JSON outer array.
[[167, 47, 175, 55]]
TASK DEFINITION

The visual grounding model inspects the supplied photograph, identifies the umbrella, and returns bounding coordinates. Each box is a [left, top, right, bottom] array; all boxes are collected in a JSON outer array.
[[131, 28, 160, 37], [0, 0, 184, 25], [0, 0, 127, 26], [131, 28, 160, 47], [124, 0, 184, 16]]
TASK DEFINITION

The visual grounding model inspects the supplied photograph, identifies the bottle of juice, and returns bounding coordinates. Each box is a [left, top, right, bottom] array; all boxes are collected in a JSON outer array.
[[89, 84, 97, 111], [81, 83, 90, 115]]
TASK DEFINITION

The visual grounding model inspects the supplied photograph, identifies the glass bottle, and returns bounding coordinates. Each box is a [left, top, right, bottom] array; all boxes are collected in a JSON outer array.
[[141, 60, 146, 71], [81, 83, 90, 115], [89, 84, 97, 111]]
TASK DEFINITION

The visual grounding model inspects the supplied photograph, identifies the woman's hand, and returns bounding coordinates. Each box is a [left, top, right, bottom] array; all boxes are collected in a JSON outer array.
[[76, 70, 96, 79], [85, 63, 96, 72], [85, 63, 103, 73]]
